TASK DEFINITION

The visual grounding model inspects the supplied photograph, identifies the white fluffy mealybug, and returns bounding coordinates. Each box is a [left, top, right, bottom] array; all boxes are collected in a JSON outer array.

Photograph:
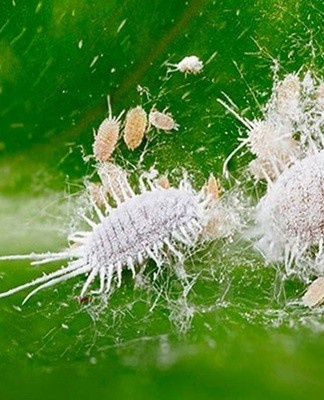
[[274, 73, 301, 120], [220, 71, 324, 182], [123, 106, 147, 150], [255, 151, 324, 276], [167, 56, 204, 76], [218, 98, 301, 182], [93, 96, 123, 162], [148, 108, 179, 132], [0, 174, 210, 304]]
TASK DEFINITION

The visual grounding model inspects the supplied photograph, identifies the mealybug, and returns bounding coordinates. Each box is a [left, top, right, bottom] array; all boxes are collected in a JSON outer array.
[[93, 96, 123, 161], [149, 108, 179, 132], [167, 55, 204, 76], [123, 106, 147, 150], [0, 174, 210, 304]]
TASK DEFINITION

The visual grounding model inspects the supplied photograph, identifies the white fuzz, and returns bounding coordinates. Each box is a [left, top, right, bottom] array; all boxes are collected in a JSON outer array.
[[219, 70, 324, 182], [219, 98, 301, 182], [0, 176, 210, 304], [255, 151, 324, 276], [167, 56, 204, 76], [97, 161, 134, 204], [274, 73, 301, 121]]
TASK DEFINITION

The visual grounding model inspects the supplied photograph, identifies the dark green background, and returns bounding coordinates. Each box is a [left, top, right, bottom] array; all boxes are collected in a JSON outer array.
[[1, 1, 324, 399]]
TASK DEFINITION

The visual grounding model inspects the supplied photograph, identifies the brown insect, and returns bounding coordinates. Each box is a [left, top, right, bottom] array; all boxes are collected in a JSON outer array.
[[93, 96, 123, 162], [86, 182, 107, 208], [76, 295, 91, 304], [203, 174, 220, 201], [148, 108, 179, 132], [202, 174, 225, 239], [302, 277, 324, 307], [156, 175, 170, 189], [123, 106, 147, 150]]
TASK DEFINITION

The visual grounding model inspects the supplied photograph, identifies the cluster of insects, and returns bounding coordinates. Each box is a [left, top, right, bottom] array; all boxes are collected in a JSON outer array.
[[1, 53, 324, 311], [0, 55, 238, 305], [93, 55, 204, 162], [220, 70, 324, 306], [93, 95, 178, 163]]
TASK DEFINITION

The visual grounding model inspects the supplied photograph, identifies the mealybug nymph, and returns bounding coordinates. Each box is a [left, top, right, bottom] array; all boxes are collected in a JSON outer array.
[[149, 108, 179, 132], [123, 106, 147, 150], [167, 55, 204, 76], [93, 96, 124, 161]]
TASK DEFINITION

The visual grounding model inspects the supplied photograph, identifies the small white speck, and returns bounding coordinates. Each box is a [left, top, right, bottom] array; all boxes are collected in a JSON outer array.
[[61, 323, 69, 329], [12, 0, 16, 6], [72, 9, 75, 17], [89, 357, 97, 365], [90, 55, 100, 68], [78, 40, 83, 49], [117, 19, 127, 33], [110, 68, 116, 73], [26, 353, 33, 359]]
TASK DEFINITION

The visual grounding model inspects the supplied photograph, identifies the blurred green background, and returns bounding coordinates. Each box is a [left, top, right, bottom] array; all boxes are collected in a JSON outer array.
[[1, 0, 324, 399]]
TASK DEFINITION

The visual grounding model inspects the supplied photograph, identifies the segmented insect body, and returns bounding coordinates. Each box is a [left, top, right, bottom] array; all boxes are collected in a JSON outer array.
[[149, 109, 179, 132], [123, 106, 147, 150], [219, 98, 301, 181], [93, 96, 123, 161], [97, 162, 133, 204], [167, 55, 204, 75], [255, 151, 324, 275], [0, 178, 208, 303], [86, 182, 107, 208], [247, 135, 300, 182], [275, 73, 301, 120], [203, 174, 220, 201]]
